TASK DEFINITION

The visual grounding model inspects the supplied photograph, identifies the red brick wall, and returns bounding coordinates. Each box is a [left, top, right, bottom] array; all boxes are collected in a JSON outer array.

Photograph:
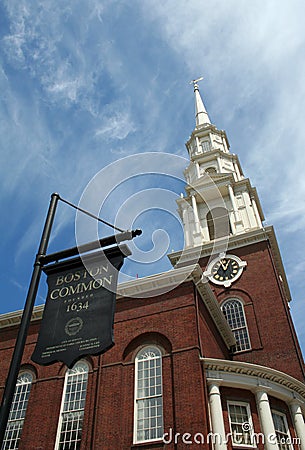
[[201, 241, 305, 382], [1, 238, 304, 448], [221, 387, 300, 450], [269, 396, 299, 449], [221, 387, 263, 450], [0, 281, 221, 449]]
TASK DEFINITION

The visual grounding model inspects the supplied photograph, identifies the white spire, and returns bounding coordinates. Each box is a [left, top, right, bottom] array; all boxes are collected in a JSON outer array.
[[190, 77, 211, 126]]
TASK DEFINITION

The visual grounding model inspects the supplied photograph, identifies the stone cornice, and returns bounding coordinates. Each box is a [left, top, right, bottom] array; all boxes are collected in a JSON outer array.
[[190, 150, 241, 169], [190, 268, 236, 349], [184, 170, 234, 193], [0, 306, 44, 329], [0, 265, 234, 352], [0, 266, 197, 329], [186, 123, 226, 142], [183, 174, 264, 222], [117, 264, 196, 298], [168, 227, 269, 264], [203, 357, 305, 405], [167, 226, 291, 302], [266, 226, 291, 302]]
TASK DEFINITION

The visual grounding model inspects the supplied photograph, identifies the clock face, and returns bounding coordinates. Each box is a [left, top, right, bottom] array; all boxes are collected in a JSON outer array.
[[211, 258, 240, 282], [203, 254, 247, 287]]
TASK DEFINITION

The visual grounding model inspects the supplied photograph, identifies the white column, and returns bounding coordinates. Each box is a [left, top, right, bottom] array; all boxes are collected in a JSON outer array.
[[182, 207, 191, 247], [196, 162, 201, 178], [196, 136, 202, 153], [191, 195, 201, 234], [255, 390, 279, 449], [208, 383, 227, 450], [217, 156, 222, 172], [233, 161, 241, 180], [228, 185, 240, 223], [290, 401, 305, 450], [251, 196, 263, 228]]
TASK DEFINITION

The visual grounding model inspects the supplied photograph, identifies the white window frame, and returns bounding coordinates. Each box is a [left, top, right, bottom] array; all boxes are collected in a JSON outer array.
[[133, 345, 164, 444], [2, 371, 34, 450], [227, 400, 255, 447], [54, 360, 89, 450], [271, 410, 293, 450], [221, 298, 251, 352], [201, 139, 211, 153]]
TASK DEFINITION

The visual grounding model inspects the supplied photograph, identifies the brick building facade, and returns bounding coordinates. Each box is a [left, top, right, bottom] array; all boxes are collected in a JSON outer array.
[[1, 83, 304, 449]]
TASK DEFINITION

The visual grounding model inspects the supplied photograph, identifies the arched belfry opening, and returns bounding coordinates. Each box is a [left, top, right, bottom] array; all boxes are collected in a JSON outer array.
[[207, 207, 231, 240]]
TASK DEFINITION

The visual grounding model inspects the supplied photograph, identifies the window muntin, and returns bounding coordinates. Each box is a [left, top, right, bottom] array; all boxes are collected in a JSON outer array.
[[2, 372, 34, 450], [134, 346, 163, 443], [227, 401, 254, 446], [55, 361, 89, 450], [201, 140, 211, 153], [272, 410, 292, 450], [222, 298, 251, 352]]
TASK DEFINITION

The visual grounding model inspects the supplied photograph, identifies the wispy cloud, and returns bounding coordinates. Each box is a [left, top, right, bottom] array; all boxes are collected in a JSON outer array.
[[0, 0, 304, 352]]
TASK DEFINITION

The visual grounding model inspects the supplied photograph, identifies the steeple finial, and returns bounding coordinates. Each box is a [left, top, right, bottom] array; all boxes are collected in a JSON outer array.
[[190, 77, 211, 126]]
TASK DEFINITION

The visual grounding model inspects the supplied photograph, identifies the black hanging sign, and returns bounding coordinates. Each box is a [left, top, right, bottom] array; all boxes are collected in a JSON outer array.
[[32, 246, 128, 368]]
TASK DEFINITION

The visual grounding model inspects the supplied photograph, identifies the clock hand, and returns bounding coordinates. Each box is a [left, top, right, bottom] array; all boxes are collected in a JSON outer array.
[[221, 260, 230, 271]]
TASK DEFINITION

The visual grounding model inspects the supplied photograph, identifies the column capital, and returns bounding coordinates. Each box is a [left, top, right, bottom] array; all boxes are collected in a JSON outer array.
[[289, 394, 304, 407], [208, 382, 222, 396], [254, 382, 272, 394], [207, 378, 223, 387]]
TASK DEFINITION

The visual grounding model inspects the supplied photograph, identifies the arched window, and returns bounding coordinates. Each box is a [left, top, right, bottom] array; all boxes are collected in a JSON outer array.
[[221, 299, 251, 352], [207, 207, 232, 240], [55, 360, 89, 450], [2, 371, 34, 450], [134, 346, 163, 443]]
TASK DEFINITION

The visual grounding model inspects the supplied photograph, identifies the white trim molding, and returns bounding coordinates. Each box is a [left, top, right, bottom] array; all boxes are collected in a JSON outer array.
[[227, 400, 256, 447], [0, 264, 236, 350], [168, 225, 291, 302], [202, 358, 305, 406]]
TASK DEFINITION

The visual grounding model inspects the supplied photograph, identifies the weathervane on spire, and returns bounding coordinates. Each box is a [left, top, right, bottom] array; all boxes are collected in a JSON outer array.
[[190, 76, 203, 90]]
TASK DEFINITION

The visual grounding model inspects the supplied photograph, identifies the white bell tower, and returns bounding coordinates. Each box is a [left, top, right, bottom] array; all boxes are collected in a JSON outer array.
[[177, 79, 264, 249]]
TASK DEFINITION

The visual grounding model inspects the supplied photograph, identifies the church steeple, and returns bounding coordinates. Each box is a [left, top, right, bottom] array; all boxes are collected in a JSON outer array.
[[192, 77, 211, 126], [175, 81, 265, 249], [185, 81, 230, 159]]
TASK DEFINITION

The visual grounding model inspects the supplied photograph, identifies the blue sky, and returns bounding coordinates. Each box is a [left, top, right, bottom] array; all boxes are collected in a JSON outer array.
[[1, 1, 305, 353]]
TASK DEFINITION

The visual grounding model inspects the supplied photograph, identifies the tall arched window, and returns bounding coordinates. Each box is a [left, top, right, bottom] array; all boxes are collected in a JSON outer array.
[[207, 207, 232, 240], [134, 346, 163, 443], [2, 371, 34, 450], [55, 360, 89, 450], [221, 299, 251, 352]]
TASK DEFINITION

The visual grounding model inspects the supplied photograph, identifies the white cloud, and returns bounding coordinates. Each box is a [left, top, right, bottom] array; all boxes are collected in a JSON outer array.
[[1, 0, 305, 351], [95, 108, 136, 141]]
